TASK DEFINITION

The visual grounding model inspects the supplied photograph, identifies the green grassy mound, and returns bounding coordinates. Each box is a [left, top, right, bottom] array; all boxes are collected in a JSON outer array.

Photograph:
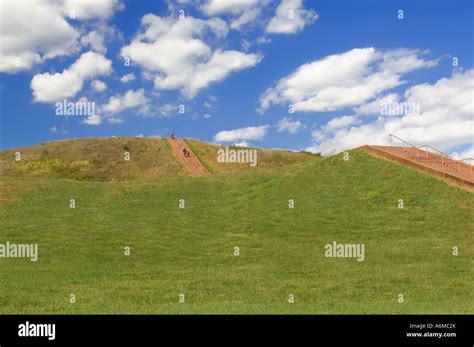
[[185, 138, 319, 174], [0, 137, 318, 180], [0, 147, 472, 314], [0, 137, 186, 181]]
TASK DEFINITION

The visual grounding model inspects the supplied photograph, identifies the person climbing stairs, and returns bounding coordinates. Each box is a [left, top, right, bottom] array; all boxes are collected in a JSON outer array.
[[165, 137, 210, 176]]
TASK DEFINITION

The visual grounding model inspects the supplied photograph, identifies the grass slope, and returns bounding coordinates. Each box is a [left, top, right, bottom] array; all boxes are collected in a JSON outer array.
[[185, 138, 319, 174], [0, 145, 472, 314], [0, 137, 318, 179], [0, 137, 186, 180]]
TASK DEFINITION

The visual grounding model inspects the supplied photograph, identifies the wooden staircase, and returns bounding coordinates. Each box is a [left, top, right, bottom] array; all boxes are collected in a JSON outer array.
[[165, 138, 210, 176], [358, 135, 474, 189]]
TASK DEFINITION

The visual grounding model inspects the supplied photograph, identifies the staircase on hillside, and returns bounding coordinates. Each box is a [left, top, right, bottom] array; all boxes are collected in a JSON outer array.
[[358, 134, 474, 189], [165, 138, 210, 176]]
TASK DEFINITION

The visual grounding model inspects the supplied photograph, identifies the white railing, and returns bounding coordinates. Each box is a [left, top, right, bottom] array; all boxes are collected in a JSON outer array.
[[388, 134, 421, 158], [417, 144, 452, 166], [460, 158, 473, 173], [388, 134, 473, 173]]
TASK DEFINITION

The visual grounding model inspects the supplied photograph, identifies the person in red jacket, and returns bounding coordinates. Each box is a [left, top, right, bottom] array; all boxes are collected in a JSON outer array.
[[171, 131, 175, 140]]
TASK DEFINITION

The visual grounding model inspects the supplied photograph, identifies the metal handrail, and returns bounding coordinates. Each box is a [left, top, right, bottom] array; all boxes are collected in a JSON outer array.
[[388, 134, 420, 158], [389, 134, 418, 148], [417, 145, 474, 173], [418, 145, 453, 160], [417, 144, 450, 166], [460, 158, 473, 172], [418, 145, 470, 172], [388, 134, 472, 173]]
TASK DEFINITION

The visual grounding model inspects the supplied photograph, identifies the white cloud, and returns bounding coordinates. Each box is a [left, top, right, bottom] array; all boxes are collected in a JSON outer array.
[[276, 117, 303, 134], [107, 117, 124, 124], [0, 0, 79, 73], [458, 145, 474, 159], [258, 47, 437, 113], [121, 14, 261, 98], [81, 31, 105, 54], [83, 114, 102, 126], [201, 0, 259, 15], [266, 0, 318, 34], [101, 89, 149, 115], [214, 125, 269, 142], [30, 51, 112, 103], [91, 80, 107, 92], [58, 0, 123, 20], [203, 113, 212, 119], [230, 6, 262, 30], [308, 70, 474, 156], [256, 36, 272, 44], [354, 93, 400, 116], [50, 125, 69, 134], [157, 103, 178, 117], [180, 49, 262, 97], [120, 73, 136, 83], [0, 0, 123, 73], [235, 141, 250, 147], [81, 23, 120, 54], [201, 0, 271, 30], [323, 115, 359, 132], [311, 115, 360, 143]]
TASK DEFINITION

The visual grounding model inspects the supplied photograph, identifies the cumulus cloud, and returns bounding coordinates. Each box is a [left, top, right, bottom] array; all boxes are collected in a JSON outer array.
[[214, 125, 269, 142], [0, 0, 122, 73], [83, 114, 102, 126], [0, 0, 79, 73], [31, 51, 112, 103], [307, 70, 474, 156], [229, 7, 262, 30], [81, 23, 120, 54], [354, 93, 400, 116], [181, 49, 262, 97], [121, 14, 262, 98], [81, 31, 106, 54], [120, 73, 136, 83], [258, 47, 437, 113], [157, 103, 178, 117], [91, 80, 107, 92], [266, 0, 318, 34], [201, 0, 259, 15], [276, 117, 303, 134], [200, 0, 269, 29], [107, 117, 124, 124], [234, 141, 250, 147], [322, 115, 359, 132], [58, 0, 123, 20], [101, 89, 149, 115]]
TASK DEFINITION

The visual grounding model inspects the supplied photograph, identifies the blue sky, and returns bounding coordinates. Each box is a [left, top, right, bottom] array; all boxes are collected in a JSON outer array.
[[0, 0, 473, 156]]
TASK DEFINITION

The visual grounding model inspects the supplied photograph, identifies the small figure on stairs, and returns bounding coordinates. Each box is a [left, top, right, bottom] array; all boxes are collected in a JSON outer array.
[[187, 149, 191, 157], [182, 148, 187, 157]]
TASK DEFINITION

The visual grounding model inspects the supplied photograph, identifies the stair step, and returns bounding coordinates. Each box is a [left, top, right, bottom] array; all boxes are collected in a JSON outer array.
[[165, 138, 209, 176], [358, 145, 474, 189]]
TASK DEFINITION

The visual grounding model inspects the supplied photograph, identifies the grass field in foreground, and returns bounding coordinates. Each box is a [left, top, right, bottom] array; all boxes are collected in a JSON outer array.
[[0, 150, 472, 314]]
